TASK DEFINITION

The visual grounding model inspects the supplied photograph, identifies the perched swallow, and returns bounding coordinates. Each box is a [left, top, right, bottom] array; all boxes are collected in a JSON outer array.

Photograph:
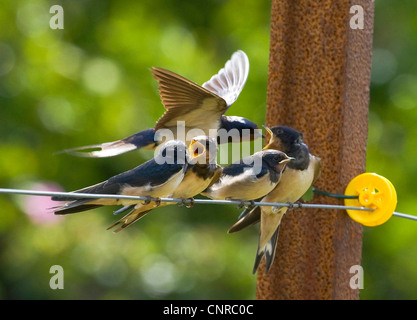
[[52, 140, 192, 231], [171, 135, 222, 199], [61, 50, 261, 158], [228, 126, 321, 274], [107, 135, 223, 231], [201, 150, 292, 202]]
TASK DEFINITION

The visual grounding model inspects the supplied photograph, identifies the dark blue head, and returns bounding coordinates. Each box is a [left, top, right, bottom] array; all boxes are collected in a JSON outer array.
[[264, 125, 310, 170], [265, 126, 304, 148], [155, 140, 190, 165], [218, 115, 263, 144]]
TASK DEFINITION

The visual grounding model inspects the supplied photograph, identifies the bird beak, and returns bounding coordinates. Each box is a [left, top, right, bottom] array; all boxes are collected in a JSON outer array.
[[188, 140, 206, 160], [277, 156, 294, 172], [263, 125, 273, 136], [262, 125, 274, 150]]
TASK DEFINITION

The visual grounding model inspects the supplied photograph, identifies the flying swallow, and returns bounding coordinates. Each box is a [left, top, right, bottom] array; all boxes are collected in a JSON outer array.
[[52, 140, 192, 231], [201, 149, 292, 202], [60, 50, 262, 158], [228, 125, 321, 274], [106, 135, 223, 232]]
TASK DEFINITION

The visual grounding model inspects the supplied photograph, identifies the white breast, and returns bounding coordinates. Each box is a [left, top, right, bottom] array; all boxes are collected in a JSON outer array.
[[207, 168, 277, 201], [171, 171, 212, 199], [262, 156, 317, 214]]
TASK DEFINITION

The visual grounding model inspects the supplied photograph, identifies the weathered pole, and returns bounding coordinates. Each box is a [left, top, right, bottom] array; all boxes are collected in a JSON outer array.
[[257, 0, 374, 299]]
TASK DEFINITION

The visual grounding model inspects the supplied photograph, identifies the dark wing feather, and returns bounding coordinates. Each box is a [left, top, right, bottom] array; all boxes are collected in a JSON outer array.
[[252, 226, 280, 274], [151, 67, 227, 132], [106, 158, 184, 189], [207, 165, 223, 188], [57, 129, 156, 158], [228, 205, 261, 233], [221, 159, 267, 180], [51, 180, 121, 202], [264, 226, 280, 274], [53, 203, 103, 215], [107, 208, 153, 233], [52, 158, 185, 214]]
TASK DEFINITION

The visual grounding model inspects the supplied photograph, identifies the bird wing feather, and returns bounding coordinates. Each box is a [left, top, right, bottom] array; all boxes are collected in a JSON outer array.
[[202, 50, 249, 107], [151, 67, 227, 132]]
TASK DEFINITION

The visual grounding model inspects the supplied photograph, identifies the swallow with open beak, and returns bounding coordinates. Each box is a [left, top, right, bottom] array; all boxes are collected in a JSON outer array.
[[228, 125, 321, 274], [61, 50, 262, 158], [201, 149, 293, 202], [106, 135, 223, 232], [52, 140, 192, 231], [171, 135, 222, 200]]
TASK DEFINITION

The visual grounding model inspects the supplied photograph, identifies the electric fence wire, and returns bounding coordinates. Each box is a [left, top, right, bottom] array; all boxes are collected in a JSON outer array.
[[0, 187, 416, 221]]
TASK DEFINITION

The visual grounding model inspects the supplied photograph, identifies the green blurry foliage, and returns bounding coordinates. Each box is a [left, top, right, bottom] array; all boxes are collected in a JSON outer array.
[[0, 0, 416, 299]]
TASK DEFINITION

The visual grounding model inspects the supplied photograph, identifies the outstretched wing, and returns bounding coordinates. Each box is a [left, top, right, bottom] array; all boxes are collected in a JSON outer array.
[[202, 50, 249, 108], [152, 67, 227, 133], [59, 51, 250, 158]]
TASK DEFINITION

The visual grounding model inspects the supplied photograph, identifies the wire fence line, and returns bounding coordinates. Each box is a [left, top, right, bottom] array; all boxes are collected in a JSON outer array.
[[0, 187, 416, 221]]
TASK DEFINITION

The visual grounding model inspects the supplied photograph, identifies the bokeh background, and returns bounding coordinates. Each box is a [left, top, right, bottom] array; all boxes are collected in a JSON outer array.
[[0, 0, 416, 299]]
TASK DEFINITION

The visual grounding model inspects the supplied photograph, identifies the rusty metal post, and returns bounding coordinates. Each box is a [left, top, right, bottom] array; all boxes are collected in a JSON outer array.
[[257, 0, 374, 299]]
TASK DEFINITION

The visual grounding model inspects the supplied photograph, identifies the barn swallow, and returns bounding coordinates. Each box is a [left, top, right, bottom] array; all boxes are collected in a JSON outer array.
[[228, 125, 321, 274], [61, 50, 262, 158], [106, 136, 223, 232], [52, 140, 192, 231], [171, 135, 222, 199], [201, 150, 292, 202]]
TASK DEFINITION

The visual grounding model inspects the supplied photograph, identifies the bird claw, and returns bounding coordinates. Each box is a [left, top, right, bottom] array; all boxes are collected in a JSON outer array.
[[143, 196, 161, 206], [143, 196, 153, 205], [286, 202, 294, 210], [154, 197, 162, 207], [225, 198, 252, 209], [286, 201, 303, 210], [237, 200, 246, 209], [185, 198, 194, 208], [177, 197, 194, 208], [177, 198, 186, 207], [231, 199, 255, 209]]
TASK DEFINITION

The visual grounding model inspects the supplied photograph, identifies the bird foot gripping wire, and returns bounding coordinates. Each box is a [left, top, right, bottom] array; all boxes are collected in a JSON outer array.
[[142, 196, 161, 206], [235, 199, 255, 209], [287, 201, 304, 211], [186, 198, 195, 208], [177, 198, 195, 208]]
